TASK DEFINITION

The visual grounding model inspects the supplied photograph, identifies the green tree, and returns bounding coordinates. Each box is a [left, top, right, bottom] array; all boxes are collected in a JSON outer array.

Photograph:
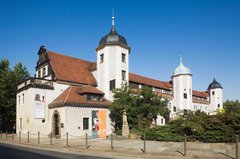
[[109, 84, 170, 131], [0, 59, 30, 131]]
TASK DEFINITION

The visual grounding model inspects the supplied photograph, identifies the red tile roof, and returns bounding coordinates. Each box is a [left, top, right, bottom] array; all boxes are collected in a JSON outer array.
[[192, 90, 209, 98], [129, 73, 172, 90], [77, 85, 104, 95], [47, 51, 97, 85], [49, 86, 111, 107]]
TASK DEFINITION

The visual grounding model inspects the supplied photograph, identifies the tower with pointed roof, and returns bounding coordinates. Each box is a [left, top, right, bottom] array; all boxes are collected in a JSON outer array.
[[171, 55, 193, 112], [208, 78, 223, 112], [95, 15, 130, 101]]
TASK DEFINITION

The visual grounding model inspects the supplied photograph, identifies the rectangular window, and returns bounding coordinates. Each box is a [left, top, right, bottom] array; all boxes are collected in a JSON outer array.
[[18, 95, 20, 105], [184, 93, 187, 99], [122, 53, 126, 62], [218, 104, 220, 108], [173, 106, 177, 112], [161, 118, 163, 124], [83, 118, 89, 130], [22, 94, 24, 104], [110, 79, 116, 91], [212, 91, 215, 95], [122, 70, 126, 81], [100, 54, 104, 63]]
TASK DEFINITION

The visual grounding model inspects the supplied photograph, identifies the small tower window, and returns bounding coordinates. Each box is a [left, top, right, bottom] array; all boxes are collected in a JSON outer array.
[[183, 93, 187, 99], [100, 54, 104, 63], [122, 70, 126, 81], [122, 53, 126, 63], [212, 91, 215, 95], [218, 104, 220, 108], [110, 79, 116, 91]]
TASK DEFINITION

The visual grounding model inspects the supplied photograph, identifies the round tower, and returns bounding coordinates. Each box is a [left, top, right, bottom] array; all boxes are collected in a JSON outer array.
[[172, 56, 192, 111], [208, 78, 223, 112], [95, 15, 130, 101]]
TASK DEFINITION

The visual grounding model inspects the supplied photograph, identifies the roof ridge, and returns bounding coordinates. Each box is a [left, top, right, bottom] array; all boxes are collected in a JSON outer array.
[[47, 51, 95, 64], [64, 86, 72, 103], [129, 72, 170, 83]]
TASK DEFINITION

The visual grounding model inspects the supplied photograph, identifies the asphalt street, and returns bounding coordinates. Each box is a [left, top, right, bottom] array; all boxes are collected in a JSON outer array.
[[0, 143, 112, 159]]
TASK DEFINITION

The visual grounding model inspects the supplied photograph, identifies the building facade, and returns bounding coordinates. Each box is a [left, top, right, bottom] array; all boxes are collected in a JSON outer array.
[[16, 17, 223, 137]]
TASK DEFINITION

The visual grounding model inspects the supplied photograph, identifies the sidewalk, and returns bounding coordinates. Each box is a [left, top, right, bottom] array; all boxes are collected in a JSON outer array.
[[0, 133, 238, 159]]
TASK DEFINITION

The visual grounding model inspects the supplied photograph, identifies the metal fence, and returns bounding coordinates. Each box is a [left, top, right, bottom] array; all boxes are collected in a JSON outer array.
[[0, 131, 239, 158]]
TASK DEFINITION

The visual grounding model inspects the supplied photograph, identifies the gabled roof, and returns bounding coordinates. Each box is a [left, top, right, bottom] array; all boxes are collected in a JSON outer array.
[[49, 86, 111, 108], [47, 51, 97, 85], [129, 73, 172, 90]]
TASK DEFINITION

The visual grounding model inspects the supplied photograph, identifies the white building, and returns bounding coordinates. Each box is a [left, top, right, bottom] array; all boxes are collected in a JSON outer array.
[[16, 16, 223, 137]]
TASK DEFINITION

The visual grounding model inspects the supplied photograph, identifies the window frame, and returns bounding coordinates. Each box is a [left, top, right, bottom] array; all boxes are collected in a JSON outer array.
[[100, 54, 104, 63], [122, 53, 126, 63], [83, 117, 89, 130], [110, 79, 116, 91], [122, 70, 126, 81]]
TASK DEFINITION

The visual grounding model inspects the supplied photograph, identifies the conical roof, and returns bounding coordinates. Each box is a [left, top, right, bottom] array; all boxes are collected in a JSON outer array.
[[96, 16, 130, 51], [173, 56, 191, 76], [208, 78, 223, 89]]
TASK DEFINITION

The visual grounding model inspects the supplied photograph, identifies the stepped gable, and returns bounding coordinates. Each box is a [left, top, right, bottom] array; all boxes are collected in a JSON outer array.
[[129, 73, 172, 90], [47, 51, 97, 85], [49, 85, 111, 108]]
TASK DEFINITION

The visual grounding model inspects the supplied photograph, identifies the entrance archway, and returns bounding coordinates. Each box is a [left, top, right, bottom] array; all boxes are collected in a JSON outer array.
[[52, 110, 61, 137]]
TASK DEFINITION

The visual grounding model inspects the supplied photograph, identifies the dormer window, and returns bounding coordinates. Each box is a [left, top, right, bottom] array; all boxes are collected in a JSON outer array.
[[85, 94, 103, 102]]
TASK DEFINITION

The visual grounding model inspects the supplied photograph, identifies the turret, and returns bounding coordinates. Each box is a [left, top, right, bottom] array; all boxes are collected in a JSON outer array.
[[95, 15, 130, 101], [208, 78, 223, 112], [172, 56, 192, 111]]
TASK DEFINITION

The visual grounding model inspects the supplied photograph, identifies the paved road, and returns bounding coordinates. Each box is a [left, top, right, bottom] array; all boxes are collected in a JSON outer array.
[[0, 143, 112, 159]]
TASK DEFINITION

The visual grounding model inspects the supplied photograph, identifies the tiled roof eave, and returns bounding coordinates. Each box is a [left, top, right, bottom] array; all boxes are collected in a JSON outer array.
[[49, 102, 110, 109]]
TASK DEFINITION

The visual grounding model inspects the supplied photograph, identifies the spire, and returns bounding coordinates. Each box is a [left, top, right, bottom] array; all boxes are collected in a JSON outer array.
[[180, 54, 183, 65], [112, 8, 115, 26], [110, 8, 116, 33]]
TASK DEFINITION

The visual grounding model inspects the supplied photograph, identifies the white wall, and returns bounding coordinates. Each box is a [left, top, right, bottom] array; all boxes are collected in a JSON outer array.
[[16, 82, 69, 135], [172, 74, 192, 110], [209, 88, 223, 112], [97, 45, 129, 101]]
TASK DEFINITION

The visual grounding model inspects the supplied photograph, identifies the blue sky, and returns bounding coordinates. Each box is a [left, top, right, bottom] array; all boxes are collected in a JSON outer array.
[[0, 0, 240, 101]]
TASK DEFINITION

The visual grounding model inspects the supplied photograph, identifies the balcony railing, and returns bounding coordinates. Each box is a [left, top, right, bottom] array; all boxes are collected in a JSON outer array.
[[17, 78, 54, 90]]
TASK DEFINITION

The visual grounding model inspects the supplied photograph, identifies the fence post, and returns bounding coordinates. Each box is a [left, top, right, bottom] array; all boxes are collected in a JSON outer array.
[[19, 131, 21, 142], [27, 131, 30, 143], [50, 132, 52, 145], [0, 130, 2, 140], [86, 133, 88, 148], [184, 134, 187, 156], [6, 130, 8, 140], [66, 132, 68, 147], [38, 132, 40, 144], [12, 130, 14, 141], [143, 134, 146, 153], [111, 133, 113, 150], [236, 135, 239, 159]]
